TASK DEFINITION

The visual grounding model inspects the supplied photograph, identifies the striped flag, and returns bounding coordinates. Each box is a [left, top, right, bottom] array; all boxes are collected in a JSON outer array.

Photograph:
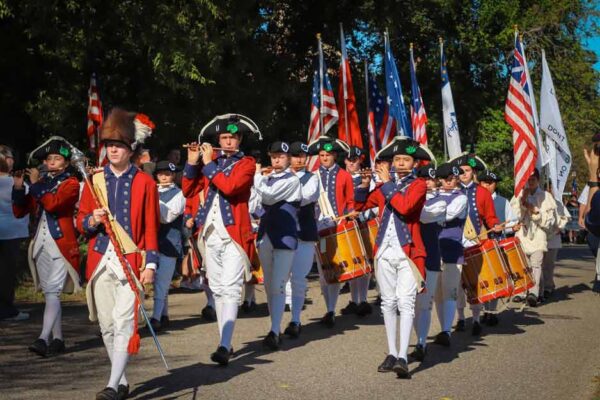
[[366, 71, 395, 166], [337, 24, 362, 148], [307, 35, 338, 171], [87, 73, 103, 150], [409, 45, 428, 145], [384, 32, 412, 138], [505, 30, 538, 196]]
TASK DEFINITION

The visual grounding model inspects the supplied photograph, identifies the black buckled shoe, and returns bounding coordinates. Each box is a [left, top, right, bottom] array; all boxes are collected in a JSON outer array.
[[47, 338, 65, 356], [241, 301, 256, 313], [410, 344, 426, 362], [263, 331, 282, 351], [202, 305, 217, 322], [357, 301, 373, 316], [341, 301, 358, 315], [526, 293, 538, 307], [210, 345, 231, 366], [149, 318, 161, 332], [433, 331, 451, 347], [160, 315, 170, 329], [593, 279, 600, 294], [117, 384, 130, 400], [455, 319, 465, 332], [28, 338, 48, 357], [284, 322, 301, 338], [96, 387, 118, 400], [320, 311, 335, 328], [393, 357, 411, 379], [377, 354, 397, 372], [472, 321, 482, 336]]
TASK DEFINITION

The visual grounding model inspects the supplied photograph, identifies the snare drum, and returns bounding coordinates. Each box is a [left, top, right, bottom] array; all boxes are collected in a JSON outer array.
[[462, 239, 513, 304], [498, 237, 535, 296], [358, 218, 379, 263], [317, 220, 372, 284]]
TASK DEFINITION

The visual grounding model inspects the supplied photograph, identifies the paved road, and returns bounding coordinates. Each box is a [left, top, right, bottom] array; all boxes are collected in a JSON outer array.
[[1, 245, 599, 400]]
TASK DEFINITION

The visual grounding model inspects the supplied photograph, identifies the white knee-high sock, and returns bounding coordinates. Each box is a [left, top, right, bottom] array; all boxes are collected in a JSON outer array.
[[471, 305, 481, 323], [383, 309, 398, 357], [358, 275, 370, 303], [162, 296, 169, 317], [152, 298, 165, 321], [40, 293, 61, 342], [215, 301, 224, 338], [435, 299, 444, 330], [244, 284, 255, 304], [443, 300, 457, 333], [327, 283, 340, 313], [220, 303, 237, 351], [51, 300, 63, 340], [398, 313, 413, 361], [102, 335, 127, 385], [350, 280, 359, 303], [414, 308, 430, 346], [291, 295, 305, 324], [285, 280, 292, 306], [269, 293, 286, 334], [205, 288, 215, 308], [107, 351, 129, 390]]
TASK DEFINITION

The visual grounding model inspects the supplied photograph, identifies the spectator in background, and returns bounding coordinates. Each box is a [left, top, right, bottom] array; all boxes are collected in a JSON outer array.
[[167, 147, 183, 186], [542, 189, 570, 300], [583, 144, 600, 293], [565, 195, 580, 244], [0, 145, 30, 321]]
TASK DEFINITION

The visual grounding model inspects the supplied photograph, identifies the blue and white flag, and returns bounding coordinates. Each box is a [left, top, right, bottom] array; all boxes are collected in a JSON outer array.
[[384, 32, 412, 138], [440, 40, 461, 159]]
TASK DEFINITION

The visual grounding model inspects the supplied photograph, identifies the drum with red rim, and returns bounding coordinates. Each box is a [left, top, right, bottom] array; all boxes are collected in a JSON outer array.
[[462, 239, 513, 304], [498, 237, 535, 296]]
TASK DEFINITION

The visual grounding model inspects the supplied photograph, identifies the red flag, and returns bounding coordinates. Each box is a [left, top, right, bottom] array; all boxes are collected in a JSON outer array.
[[87, 73, 104, 164], [337, 25, 363, 148]]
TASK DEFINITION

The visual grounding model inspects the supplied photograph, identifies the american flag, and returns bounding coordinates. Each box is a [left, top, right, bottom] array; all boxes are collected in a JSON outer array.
[[505, 31, 538, 196], [366, 71, 394, 166], [87, 73, 104, 164], [409, 46, 428, 145], [307, 36, 338, 171], [384, 32, 412, 138]]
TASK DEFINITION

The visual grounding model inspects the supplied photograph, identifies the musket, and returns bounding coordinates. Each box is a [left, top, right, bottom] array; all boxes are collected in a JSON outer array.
[[71, 149, 170, 371]]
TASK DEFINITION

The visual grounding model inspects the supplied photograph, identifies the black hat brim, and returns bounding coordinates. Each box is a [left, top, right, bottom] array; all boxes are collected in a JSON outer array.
[[199, 113, 261, 141], [375, 136, 432, 161], [307, 137, 350, 156]]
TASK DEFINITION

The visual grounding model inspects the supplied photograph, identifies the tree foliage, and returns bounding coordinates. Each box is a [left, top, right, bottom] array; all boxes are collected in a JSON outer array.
[[0, 0, 598, 192]]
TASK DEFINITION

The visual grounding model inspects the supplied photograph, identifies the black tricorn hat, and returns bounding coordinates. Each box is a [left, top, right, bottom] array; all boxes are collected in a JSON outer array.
[[375, 136, 432, 161], [477, 169, 501, 182], [416, 165, 436, 179], [436, 162, 464, 179], [449, 152, 487, 171], [30, 137, 72, 161], [307, 136, 350, 156], [198, 113, 262, 141]]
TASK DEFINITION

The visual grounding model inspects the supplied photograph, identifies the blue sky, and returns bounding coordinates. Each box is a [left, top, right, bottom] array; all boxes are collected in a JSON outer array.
[[585, 35, 600, 70]]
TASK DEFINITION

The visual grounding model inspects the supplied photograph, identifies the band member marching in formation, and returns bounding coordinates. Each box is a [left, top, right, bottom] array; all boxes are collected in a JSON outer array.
[[341, 146, 373, 317], [412, 164, 446, 361], [254, 141, 301, 349], [307, 136, 354, 328], [76, 109, 159, 400], [151, 161, 186, 331], [12, 137, 81, 357], [432, 163, 468, 346], [355, 137, 430, 379], [284, 141, 319, 338], [182, 114, 258, 366], [450, 151, 500, 335]]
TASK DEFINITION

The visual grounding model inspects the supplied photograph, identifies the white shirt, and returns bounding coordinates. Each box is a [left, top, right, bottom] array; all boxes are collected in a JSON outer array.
[[492, 192, 518, 233], [158, 184, 186, 224], [295, 169, 320, 206], [253, 168, 302, 205], [440, 190, 467, 223], [578, 185, 589, 205], [420, 191, 447, 224]]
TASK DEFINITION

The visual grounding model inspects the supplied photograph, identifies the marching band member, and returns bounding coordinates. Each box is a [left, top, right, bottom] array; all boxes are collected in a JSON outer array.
[[478, 169, 518, 324], [509, 168, 557, 307], [76, 109, 159, 400], [254, 141, 301, 349], [412, 165, 445, 361], [432, 163, 468, 347], [341, 146, 373, 317], [182, 114, 258, 366], [284, 141, 319, 338], [151, 161, 186, 332], [182, 194, 217, 321], [450, 152, 500, 335], [307, 136, 354, 328], [355, 137, 429, 379], [12, 138, 81, 357]]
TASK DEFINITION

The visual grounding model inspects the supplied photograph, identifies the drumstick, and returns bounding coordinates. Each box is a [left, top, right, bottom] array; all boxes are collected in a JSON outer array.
[[476, 221, 507, 240], [332, 211, 360, 222]]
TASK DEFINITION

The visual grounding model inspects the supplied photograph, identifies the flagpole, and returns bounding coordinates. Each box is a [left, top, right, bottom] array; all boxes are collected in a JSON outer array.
[[384, 30, 401, 137], [440, 37, 448, 161], [340, 23, 350, 143], [364, 60, 372, 165], [93, 73, 100, 156], [317, 33, 325, 137]]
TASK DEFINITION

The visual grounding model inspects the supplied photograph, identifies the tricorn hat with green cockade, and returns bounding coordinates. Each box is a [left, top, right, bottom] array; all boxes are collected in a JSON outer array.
[[198, 113, 262, 142], [449, 151, 487, 171], [375, 136, 433, 162], [30, 137, 73, 161], [306, 136, 350, 156]]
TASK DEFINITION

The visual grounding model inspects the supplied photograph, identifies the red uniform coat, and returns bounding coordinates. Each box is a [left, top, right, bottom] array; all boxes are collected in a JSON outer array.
[[474, 184, 499, 229], [12, 174, 81, 273], [355, 177, 427, 279], [76, 167, 160, 281], [181, 154, 256, 260]]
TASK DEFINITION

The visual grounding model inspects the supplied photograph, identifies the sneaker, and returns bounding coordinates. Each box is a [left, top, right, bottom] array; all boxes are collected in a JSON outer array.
[[48, 338, 66, 356], [377, 354, 397, 372], [393, 357, 410, 379], [28, 338, 48, 357], [210, 345, 231, 366], [340, 301, 358, 315], [262, 331, 282, 351], [411, 344, 426, 362], [283, 322, 301, 338], [433, 331, 451, 347]]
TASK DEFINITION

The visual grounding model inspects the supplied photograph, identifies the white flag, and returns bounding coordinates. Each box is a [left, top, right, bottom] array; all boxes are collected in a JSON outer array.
[[440, 41, 462, 159], [540, 50, 571, 201], [522, 41, 550, 169]]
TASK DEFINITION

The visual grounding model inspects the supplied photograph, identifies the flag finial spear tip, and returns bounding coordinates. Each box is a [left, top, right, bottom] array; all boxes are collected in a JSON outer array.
[[410, 42, 413, 49], [514, 24, 518, 31], [438, 36, 443, 44], [316, 33, 321, 40]]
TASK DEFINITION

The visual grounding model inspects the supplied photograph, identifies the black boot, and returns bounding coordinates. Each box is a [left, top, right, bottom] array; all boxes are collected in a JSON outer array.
[[28, 338, 48, 357]]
